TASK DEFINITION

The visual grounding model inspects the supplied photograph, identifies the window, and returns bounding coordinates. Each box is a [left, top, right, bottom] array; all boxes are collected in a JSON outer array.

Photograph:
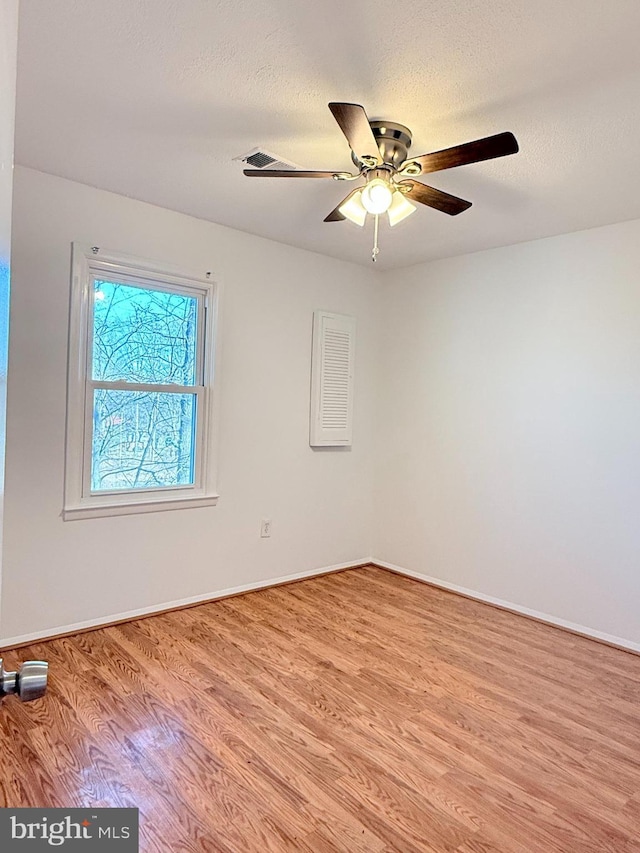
[[64, 245, 220, 519]]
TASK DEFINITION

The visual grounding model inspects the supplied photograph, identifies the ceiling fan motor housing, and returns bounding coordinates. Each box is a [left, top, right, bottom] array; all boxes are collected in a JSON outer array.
[[352, 121, 413, 169]]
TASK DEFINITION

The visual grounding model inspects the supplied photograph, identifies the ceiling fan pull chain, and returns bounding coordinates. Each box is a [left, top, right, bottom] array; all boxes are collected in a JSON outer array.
[[372, 214, 380, 263]]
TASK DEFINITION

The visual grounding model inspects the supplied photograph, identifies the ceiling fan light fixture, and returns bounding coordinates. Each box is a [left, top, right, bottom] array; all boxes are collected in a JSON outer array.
[[361, 178, 394, 215], [387, 191, 417, 226], [339, 190, 367, 226]]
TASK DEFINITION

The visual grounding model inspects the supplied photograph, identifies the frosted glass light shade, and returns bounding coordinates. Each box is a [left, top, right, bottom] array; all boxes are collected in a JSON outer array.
[[387, 191, 417, 226], [339, 191, 367, 226], [361, 178, 393, 214]]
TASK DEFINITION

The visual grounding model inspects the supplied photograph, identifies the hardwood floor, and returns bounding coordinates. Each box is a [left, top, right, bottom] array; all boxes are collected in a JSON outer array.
[[1, 565, 640, 851]]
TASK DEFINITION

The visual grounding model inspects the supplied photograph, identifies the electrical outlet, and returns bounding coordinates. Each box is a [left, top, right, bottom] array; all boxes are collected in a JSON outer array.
[[260, 519, 272, 538]]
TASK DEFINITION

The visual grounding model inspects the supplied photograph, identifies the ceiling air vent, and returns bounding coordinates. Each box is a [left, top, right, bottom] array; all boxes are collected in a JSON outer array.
[[233, 147, 300, 172]]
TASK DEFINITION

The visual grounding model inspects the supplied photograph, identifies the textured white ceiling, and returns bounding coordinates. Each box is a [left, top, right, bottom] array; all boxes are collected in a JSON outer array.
[[14, 0, 640, 269]]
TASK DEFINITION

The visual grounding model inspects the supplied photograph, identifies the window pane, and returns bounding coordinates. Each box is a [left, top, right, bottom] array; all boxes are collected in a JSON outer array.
[[93, 280, 198, 385], [91, 389, 196, 492]]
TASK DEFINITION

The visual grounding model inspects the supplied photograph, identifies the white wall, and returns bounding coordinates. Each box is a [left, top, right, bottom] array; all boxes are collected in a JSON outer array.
[[0, 0, 19, 607], [0, 167, 379, 643], [5, 165, 640, 651], [375, 219, 640, 647]]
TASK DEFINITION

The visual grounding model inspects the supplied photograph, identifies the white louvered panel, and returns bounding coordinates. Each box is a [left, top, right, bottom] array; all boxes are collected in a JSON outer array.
[[310, 311, 355, 446]]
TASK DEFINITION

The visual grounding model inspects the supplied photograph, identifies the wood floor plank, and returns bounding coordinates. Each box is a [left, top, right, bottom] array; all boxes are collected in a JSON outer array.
[[1, 566, 639, 851]]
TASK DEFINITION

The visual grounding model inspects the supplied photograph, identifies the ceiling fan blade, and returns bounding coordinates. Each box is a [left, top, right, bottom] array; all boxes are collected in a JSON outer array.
[[243, 169, 351, 178], [398, 180, 472, 216], [408, 132, 519, 175], [324, 188, 360, 222], [328, 102, 382, 165]]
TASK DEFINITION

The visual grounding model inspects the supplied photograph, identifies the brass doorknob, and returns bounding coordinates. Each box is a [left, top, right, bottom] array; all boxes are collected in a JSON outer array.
[[0, 657, 48, 702]]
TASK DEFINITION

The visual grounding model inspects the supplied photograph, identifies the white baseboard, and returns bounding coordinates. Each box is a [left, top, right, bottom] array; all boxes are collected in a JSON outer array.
[[0, 558, 369, 650], [6, 556, 637, 657], [372, 559, 640, 655]]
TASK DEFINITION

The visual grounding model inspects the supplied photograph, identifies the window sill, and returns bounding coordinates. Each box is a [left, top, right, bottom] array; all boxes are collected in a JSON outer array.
[[62, 493, 219, 521]]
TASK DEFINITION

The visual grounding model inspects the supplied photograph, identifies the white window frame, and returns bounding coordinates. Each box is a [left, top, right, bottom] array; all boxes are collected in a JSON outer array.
[[64, 244, 221, 520]]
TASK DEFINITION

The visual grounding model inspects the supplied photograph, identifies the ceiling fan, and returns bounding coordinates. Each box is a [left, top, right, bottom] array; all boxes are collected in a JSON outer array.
[[244, 102, 519, 261]]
